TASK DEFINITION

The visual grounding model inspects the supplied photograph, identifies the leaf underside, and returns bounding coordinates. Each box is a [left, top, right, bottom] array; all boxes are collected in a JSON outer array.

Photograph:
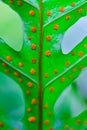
[[0, 0, 87, 130]]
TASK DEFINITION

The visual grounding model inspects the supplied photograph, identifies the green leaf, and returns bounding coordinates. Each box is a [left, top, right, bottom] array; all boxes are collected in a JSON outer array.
[[0, 0, 87, 130], [0, 1, 23, 51]]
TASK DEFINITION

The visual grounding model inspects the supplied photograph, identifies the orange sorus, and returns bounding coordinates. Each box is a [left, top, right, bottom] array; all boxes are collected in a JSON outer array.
[[29, 10, 35, 16], [44, 120, 50, 125], [72, 51, 76, 56], [78, 51, 83, 57], [19, 78, 23, 82], [19, 62, 23, 67], [44, 104, 48, 109], [59, 7, 65, 12], [31, 26, 37, 32], [32, 58, 36, 63], [49, 128, 53, 130], [78, 8, 82, 13], [48, 111, 52, 116], [85, 7, 87, 10], [60, 77, 65, 82], [64, 125, 69, 129], [84, 44, 87, 48], [30, 68, 36, 75], [47, 11, 51, 16], [76, 119, 81, 124], [2, 62, 7, 67], [27, 82, 33, 88], [0, 122, 3, 127], [54, 70, 58, 74], [65, 61, 70, 66], [28, 117, 36, 122], [54, 24, 59, 30], [68, 75, 73, 79], [45, 50, 51, 57], [46, 35, 51, 41], [5, 69, 10, 74], [28, 36, 31, 40], [31, 98, 37, 105], [79, 65, 83, 70], [14, 71, 20, 77], [71, 2, 75, 7], [44, 73, 49, 78], [6, 56, 12, 61], [9, 0, 13, 4], [72, 68, 76, 72], [49, 87, 54, 92], [66, 15, 70, 20], [31, 44, 36, 50], [70, 128, 74, 130], [27, 107, 32, 112], [84, 120, 87, 125], [17, 1, 22, 5], [26, 90, 30, 95]]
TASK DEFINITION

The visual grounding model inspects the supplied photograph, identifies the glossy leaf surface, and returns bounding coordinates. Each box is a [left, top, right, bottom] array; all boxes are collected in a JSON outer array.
[[0, 0, 87, 130]]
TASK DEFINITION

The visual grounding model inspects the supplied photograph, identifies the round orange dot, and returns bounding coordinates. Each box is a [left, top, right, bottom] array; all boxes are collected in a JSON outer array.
[[14, 71, 20, 77], [49, 128, 53, 130], [19, 62, 23, 67], [44, 73, 49, 78], [31, 44, 36, 50], [44, 104, 48, 109], [76, 119, 81, 124], [68, 75, 73, 79], [78, 8, 82, 13], [54, 70, 58, 74], [30, 68, 36, 75], [66, 15, 70, 20], [31, 26, 36, 32], [28, 117, 36, 122], [70, 128, 74, 130], [79, 66, 83, 70], [26, 90, 30, 95], [6, 56, 12, 61], [64, 125, 69, 129], [49, 87, 54, 92], [59, 7, 65, 12], [27, 108, 32, 112], [17, 1, 22, 5], [71, 2, 75, 7], [60, 77, 65, 82], [72, 51, 76, 56], [78, 52, 83, 57], [31, 98, 37, 105], [84, 44, 87, 48], [65, 61, 70, 66], [2, 62, 7, 67], [32, 58, 36, 63], [29, 10, 35, 16], [28, 82, 33, 88], [0, 122, 3, 127], [5, 69, 10, 74], [19, 78, 23, 82], [9, 0, 13, 4], [28, 36, 31, 40], [45, 50, 51, 57], [44, 120, 49, 125], [84, 121, 87, 125], [46, 36, 51, 41], [47, 11, 51, 16], [48, 111, 52, 116], [72, 68, 76, 72], [54, 24, 59, 30]]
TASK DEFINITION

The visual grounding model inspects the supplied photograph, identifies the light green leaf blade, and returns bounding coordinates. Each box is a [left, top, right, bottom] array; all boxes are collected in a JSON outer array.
[[0, 1, 23, 51]]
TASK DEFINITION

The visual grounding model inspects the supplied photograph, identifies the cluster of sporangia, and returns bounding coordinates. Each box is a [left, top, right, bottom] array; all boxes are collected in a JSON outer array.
[[0, 0, 87, 130]]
